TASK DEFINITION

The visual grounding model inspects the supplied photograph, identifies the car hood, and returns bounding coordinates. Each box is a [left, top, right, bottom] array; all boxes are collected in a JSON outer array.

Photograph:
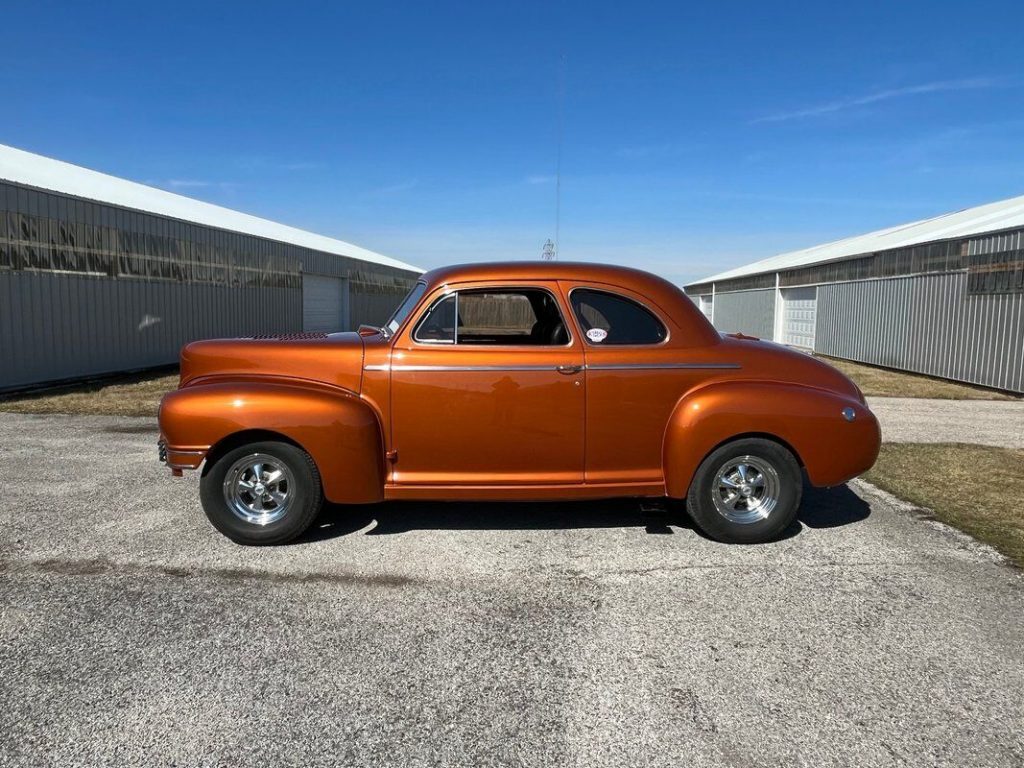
[[178, 332, 365, 394]]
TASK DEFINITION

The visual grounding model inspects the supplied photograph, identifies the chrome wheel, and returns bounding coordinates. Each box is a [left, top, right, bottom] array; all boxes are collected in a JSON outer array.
[[222, 453, 295, 526], [711, 455, 780, 525]]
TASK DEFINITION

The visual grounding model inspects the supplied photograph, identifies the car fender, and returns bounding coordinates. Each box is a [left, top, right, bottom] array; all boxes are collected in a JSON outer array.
[[663, 380, 881, 497], [159, 378, 385, 504]]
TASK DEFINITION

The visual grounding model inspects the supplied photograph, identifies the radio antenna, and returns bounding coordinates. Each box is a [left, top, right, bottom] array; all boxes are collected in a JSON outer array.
[[554, 53, 565, 259]]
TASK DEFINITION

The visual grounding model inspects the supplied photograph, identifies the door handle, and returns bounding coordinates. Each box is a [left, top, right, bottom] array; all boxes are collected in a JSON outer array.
[[556, 364, 583, 375]]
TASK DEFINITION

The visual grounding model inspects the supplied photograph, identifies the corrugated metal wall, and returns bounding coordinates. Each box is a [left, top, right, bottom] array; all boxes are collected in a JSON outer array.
[[0, 271, 302, 390], [815, 272, 1024, 393], [0, 179, 419, 391], [349, 272, 417, 330], [709, 288, 775, 339], [687, 226, 1024, 393]]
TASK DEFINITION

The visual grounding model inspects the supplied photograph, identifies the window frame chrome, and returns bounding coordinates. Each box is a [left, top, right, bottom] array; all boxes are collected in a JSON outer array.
[[411, 290, 458, 345], [411, 285, 575, 348]]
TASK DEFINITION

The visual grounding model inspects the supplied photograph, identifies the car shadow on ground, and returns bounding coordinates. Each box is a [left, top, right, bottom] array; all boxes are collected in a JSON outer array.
[[301, 481, 870, 544]]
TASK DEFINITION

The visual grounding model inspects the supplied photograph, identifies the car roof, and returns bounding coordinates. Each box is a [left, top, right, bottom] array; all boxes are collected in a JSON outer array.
[[416, 261, 720, 345], [421, 261, 668, 291]]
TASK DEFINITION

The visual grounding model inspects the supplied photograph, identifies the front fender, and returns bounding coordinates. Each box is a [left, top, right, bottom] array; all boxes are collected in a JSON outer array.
[[159, 380, 384, 504], [663, 380, 880, 497]]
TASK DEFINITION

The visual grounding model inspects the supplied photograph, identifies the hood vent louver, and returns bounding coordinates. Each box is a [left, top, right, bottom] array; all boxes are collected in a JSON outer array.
[[249, 332, 330, 341]]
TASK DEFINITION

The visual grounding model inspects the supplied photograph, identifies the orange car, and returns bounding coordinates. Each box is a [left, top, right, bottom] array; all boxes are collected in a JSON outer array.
[[158, 262, 880, 545]]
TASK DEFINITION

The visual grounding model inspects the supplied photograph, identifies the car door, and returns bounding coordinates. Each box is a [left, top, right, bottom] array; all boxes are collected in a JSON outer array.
[[389, 282, 586, 486], [560, 281, 707, 488]]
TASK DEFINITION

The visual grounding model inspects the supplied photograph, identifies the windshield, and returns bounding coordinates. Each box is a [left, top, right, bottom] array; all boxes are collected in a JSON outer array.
[[386, 282, 428, 335]]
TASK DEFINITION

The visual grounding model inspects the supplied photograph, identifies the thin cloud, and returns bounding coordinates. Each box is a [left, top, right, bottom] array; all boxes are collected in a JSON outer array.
[[279, 161, 325, 171], [147, 179, 242, 193], [370, 179, 419, 195], [707, 190, 943, 210], [752, 77, 1001, 124], [615, 143, 693, 159], [233, 157, 326, 172]]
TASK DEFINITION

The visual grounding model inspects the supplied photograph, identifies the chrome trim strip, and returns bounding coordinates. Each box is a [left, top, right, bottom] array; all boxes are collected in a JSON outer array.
[[392, 364, 564, 372], [381, 362, 740, 372], [586, 363, 741, 371]]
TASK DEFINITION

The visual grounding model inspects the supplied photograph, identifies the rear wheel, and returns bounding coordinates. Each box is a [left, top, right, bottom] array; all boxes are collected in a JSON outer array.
[[200, 440, 323, 545], [685, 438, 801, 544]]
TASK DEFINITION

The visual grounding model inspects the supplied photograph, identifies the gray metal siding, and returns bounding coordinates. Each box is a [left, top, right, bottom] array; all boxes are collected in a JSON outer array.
[[710, 288, 775, 339], [688, 224, 1024, 393], [0, 179, 418, 390], [0, 271, 301, 390], [815, 272, 1024, 393], [350, 273, 415, 328]]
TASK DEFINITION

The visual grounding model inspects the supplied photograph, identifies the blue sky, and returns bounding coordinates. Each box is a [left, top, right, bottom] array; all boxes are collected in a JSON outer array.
[[3, 1, 1023, 284]]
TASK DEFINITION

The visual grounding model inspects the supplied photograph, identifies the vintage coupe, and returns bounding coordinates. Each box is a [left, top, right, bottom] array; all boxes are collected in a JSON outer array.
[[158, 262, 880, 545]]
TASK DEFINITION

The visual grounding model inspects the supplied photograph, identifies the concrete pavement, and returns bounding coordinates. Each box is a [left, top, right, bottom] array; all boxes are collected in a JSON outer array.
[[1, 412, 1022, 767], [868, 396, 1024, 448]]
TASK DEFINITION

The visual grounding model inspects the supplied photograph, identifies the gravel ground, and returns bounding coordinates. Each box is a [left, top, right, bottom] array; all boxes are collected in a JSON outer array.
[[868, 397, 1024, 448], [1, 412, 1023, 767]]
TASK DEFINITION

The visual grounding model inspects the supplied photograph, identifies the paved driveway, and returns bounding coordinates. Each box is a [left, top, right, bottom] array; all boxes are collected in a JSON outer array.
[[868, 397, 1024, 448], [1, 412, 1022, 767]]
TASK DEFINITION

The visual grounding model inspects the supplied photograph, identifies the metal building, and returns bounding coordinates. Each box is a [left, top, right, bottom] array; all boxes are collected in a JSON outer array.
[[0, 144, 421, 391], [685, 195, 1024, 393]]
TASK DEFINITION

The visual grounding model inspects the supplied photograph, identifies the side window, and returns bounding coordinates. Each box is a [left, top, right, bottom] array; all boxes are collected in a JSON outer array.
[[413, 288, 570, 346], [413, 293, 457, 343], [570, 289, 667, 345]]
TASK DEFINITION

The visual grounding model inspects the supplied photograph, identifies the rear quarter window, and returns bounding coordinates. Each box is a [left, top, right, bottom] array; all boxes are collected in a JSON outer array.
[[570, 289, 667, 345]]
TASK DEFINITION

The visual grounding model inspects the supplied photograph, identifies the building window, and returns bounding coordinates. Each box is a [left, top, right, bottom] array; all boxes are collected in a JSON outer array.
[[968, 249, 1024, 294]]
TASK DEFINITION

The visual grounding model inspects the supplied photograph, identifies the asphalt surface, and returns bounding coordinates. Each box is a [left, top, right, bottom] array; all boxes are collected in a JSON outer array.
[[1, 412, 1023, 767], [868, 396, 1024, 448]]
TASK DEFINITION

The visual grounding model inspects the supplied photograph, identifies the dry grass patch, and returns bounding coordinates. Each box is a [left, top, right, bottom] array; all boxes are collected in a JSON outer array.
[[819, 356, 1017, 400], [864, 443, 1024, 567], [0, 370, 178, 418]]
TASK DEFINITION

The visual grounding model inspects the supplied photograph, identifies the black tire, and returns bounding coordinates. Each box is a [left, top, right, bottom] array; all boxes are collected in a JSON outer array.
[[200, 440, 323, 545], [685, 438, 802, 544]]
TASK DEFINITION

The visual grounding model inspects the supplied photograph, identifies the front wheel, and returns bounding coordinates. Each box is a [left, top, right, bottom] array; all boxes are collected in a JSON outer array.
[[200, 440, 323, 545], [685, 438, 802, 544]]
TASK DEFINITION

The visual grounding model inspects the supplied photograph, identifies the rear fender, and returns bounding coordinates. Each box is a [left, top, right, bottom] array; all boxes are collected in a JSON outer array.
[[159, 380, 384, 504], [663, 380, 880, 497]]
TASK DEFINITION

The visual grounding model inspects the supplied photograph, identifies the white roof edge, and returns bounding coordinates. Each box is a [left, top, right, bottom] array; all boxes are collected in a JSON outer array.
[[0, 143, 422, 274], [686, 191, 1024, 287]]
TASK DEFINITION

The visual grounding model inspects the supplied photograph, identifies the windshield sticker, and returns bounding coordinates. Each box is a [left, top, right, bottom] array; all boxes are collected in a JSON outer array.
[[586, 328, 608, 343]]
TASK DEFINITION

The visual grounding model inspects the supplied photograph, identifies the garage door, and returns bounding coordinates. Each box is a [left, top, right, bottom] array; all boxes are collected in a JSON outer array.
[[698, 295, 713, 320], [303, 274, 349, 332], [781, 286, 817, 349]]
